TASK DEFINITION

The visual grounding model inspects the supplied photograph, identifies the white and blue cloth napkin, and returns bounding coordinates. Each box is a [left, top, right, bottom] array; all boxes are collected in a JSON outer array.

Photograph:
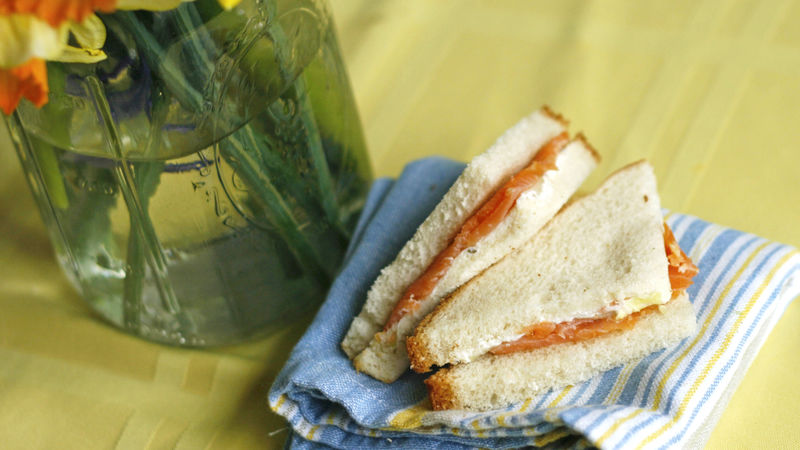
[[269, 158, 800, 449]]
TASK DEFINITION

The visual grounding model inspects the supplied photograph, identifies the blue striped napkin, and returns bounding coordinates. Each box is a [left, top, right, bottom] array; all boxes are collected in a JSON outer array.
[[268, 157, 800, 449]]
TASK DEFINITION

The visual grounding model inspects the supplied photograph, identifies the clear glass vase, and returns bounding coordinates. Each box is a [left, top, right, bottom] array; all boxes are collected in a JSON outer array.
[[4, 0, 371, 346]]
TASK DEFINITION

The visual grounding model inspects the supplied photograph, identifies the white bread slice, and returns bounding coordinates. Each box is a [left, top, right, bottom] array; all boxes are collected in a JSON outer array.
[[407, 161, 671, 372], [425, 292, 696, 411], [353, 138, 599, 382], [342, 108, 565, 359], [341, 107, 600, 383]]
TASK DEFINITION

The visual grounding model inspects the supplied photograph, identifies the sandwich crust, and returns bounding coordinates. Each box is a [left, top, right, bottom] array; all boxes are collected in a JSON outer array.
[[574, 132, 601, 163], [540, 105, 569, 127]]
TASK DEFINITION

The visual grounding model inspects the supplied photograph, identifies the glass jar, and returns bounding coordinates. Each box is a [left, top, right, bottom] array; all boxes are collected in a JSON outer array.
[[4, 0, 371, 346]]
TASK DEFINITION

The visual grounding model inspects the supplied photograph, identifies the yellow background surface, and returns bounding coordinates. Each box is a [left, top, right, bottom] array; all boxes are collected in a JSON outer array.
[[1, 0, 799, 448]]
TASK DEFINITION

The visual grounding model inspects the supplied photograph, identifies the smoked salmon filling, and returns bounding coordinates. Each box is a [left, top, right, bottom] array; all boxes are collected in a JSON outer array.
[[383, 132, 571, 330], [490, 223, 699, 355]]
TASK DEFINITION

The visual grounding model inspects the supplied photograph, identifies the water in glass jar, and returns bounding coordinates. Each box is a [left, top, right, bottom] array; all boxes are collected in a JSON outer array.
[[15, 65, 369, 346]]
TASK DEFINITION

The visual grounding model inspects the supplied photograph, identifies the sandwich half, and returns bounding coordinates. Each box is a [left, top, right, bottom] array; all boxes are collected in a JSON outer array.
[[341, 107, 600, 383], [407, 161, 699, 411]]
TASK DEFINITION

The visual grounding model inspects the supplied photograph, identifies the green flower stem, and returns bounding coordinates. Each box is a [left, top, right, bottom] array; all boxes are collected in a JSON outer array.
[[221, 129, 331, 283], [123, 223, 145, 329], [111, 12, 205, 113], [297, 77, 350, 239], [30, 63, 73, 210], [240, 123, 325, 222], [122, 83, 168, 329], [174, 4, 215, 79], [5, 113, 81, 274], [31, 141, 68, 210], [123, 159, 164, 329], [266, 20, 349, 239], [86, 75, 181, 316]]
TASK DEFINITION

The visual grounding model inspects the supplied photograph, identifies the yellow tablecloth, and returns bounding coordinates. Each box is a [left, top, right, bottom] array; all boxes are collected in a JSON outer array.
[[1, 1, 799, 448]]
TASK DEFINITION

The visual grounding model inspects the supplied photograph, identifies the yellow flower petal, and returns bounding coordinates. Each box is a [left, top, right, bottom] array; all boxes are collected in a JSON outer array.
[[51, 14, 108, 64], [51, 46, 108, 64], [0, 15, 69, 69], [216, 0, 243, 10], [70, 14, 107, 50], [116, 0, 242, 11], [115, 0, 188, 11]]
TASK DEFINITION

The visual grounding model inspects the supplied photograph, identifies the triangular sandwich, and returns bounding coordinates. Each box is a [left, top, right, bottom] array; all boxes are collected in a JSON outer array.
[[407, 161, 698, 410]]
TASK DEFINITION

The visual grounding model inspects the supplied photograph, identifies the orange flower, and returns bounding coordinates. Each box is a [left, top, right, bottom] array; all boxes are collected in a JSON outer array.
[[0, 58, 47, 114], [0, 0, 116, 27]]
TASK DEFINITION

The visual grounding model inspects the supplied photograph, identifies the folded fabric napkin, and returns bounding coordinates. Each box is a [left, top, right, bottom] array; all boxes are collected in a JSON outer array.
[[269, 157, 800, 449]]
